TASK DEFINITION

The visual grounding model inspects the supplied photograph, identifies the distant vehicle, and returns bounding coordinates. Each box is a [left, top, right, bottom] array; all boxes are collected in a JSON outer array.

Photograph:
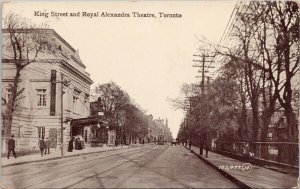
[[171, 139, 177, 146], [157, 135, 164, 145]]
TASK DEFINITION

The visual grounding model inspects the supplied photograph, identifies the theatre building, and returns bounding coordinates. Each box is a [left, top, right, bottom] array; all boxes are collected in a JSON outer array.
[[2, 29, 94, 153]]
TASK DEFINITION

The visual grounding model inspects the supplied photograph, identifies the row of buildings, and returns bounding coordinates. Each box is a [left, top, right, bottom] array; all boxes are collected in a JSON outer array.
[[1, 28, 171, 153]]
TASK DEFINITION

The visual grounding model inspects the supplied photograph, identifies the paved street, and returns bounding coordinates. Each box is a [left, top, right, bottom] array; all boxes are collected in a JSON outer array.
[[2, 145, 238, 188]]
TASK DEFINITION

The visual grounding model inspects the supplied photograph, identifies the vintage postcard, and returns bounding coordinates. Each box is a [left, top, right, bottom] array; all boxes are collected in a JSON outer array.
[[1, 1, 299, 188]]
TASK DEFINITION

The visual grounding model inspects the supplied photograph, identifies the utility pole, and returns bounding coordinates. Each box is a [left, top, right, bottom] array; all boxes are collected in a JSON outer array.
[[192, 51, 214, 155], [184, 118, 187, 146], [32, 72, 68, 157], [188, 96, 193, 150], [60, 74, 64, 157]]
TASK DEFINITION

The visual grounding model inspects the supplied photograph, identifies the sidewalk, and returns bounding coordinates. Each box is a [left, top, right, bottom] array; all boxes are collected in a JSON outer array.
[[2, 143, 147, 167], [187, 145, 298, 189]]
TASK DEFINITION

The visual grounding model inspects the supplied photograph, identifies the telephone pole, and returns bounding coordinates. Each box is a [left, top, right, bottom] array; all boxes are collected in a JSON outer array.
[[192, 51, 214, 155], [32, 72, 69, 157]]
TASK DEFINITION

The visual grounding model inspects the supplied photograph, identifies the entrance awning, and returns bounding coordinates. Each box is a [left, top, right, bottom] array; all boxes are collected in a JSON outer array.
[[70, 116, 108, 128]]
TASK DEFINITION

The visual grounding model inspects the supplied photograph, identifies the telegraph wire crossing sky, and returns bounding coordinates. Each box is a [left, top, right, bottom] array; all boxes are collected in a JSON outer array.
[[3, 1, 237, 137]]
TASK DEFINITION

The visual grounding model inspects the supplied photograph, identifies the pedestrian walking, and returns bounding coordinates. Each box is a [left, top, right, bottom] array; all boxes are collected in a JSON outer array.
[[7, 135, 17, 159], [205, 141, 209, 158], [68, 137, 75, 152], [44, 137, 50, 155], [38, 137, 46, 157]]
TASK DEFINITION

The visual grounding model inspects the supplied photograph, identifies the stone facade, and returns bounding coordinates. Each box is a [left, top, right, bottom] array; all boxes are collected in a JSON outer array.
[[2, 29, 93, 152]]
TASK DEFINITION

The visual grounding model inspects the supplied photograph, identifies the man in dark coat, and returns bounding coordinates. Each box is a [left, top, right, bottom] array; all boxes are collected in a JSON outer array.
[[38, 137, 46, 157], [7, 135, 16, 159], [44, 137, 51, 155]]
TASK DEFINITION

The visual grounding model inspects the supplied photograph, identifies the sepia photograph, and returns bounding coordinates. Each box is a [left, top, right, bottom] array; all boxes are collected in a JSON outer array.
[[1, 1, 299, 188]]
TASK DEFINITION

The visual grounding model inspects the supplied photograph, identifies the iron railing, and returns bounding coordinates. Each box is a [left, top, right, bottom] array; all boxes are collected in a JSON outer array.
[[215, 141, 299, 167]]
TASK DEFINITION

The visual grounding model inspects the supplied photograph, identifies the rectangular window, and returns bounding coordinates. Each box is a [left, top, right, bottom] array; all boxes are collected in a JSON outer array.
[[37, 89, 47, 106], [38, 126, 46, 138], [73, 96, 78, 113]]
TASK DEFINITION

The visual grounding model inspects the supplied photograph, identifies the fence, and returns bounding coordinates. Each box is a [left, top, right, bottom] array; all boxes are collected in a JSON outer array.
[[215, 141, 299, 167]]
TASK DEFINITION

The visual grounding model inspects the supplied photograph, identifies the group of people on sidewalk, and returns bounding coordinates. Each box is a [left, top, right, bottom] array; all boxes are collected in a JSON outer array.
[[67, 136, 85, 152], [38, 137, 51, 157], [7, 135, 51, 159]]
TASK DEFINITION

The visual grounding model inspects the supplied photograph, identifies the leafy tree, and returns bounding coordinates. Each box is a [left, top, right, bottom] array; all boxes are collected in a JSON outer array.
[[92, 81, 153, 144]]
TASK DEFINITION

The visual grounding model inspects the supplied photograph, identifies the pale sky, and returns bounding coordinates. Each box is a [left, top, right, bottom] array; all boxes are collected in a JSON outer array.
[[3, 0, 236, 138]]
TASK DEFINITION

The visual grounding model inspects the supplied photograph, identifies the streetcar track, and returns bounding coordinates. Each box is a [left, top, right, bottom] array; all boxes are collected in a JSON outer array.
[[64, 146, 168, 189], [21, 146, 158, 188], [5, 147, 154, 189], [116, 145, 232, 188], [112, 146, 193, 188], [3, 145, 239, 188], [2, 145, 153, 177], [113, 145, 170, 188]]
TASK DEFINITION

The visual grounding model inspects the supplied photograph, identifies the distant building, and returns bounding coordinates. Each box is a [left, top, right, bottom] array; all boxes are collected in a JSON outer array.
[[2, 29, 93, 152], [153, 117, 172, 142]]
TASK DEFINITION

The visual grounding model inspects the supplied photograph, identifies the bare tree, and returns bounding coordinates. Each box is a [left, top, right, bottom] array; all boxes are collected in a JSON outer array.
[[221, 60, 249, 140], [168, 83, 200, 111], [2, 13, 55, 146], [264, 1, 299, 141], [197, 1, 299, 142]]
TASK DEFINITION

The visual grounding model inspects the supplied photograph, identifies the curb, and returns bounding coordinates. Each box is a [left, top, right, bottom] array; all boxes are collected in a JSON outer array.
[[184, 146, 252, 189], [2, 145, 145, 168]]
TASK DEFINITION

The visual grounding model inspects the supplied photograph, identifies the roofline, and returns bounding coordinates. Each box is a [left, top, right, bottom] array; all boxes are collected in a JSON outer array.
[[2, 28, 90, 70], [2, 28, 76, 53]]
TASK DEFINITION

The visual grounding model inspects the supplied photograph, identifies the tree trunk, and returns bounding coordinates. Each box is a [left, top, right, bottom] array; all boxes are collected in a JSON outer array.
[[284, 98, 295, 141], [260, 109, 272, 159], [261, 107, 274, 142], [285, 105, 296, 165], [251, 102, 260, 141], [3, 117, 13, 153], [241, 94, 248, 140], [3, 67, 22, 153]]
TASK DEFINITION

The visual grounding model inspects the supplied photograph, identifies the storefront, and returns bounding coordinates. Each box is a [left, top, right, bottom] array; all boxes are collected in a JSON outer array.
[[70, 116, 108, 144]]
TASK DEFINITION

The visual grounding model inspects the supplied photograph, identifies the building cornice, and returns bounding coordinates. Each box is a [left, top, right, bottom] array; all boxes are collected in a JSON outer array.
[[60, 59, 93, 85], [2, 58, 93, 85], [71, 55, 86, 69]]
